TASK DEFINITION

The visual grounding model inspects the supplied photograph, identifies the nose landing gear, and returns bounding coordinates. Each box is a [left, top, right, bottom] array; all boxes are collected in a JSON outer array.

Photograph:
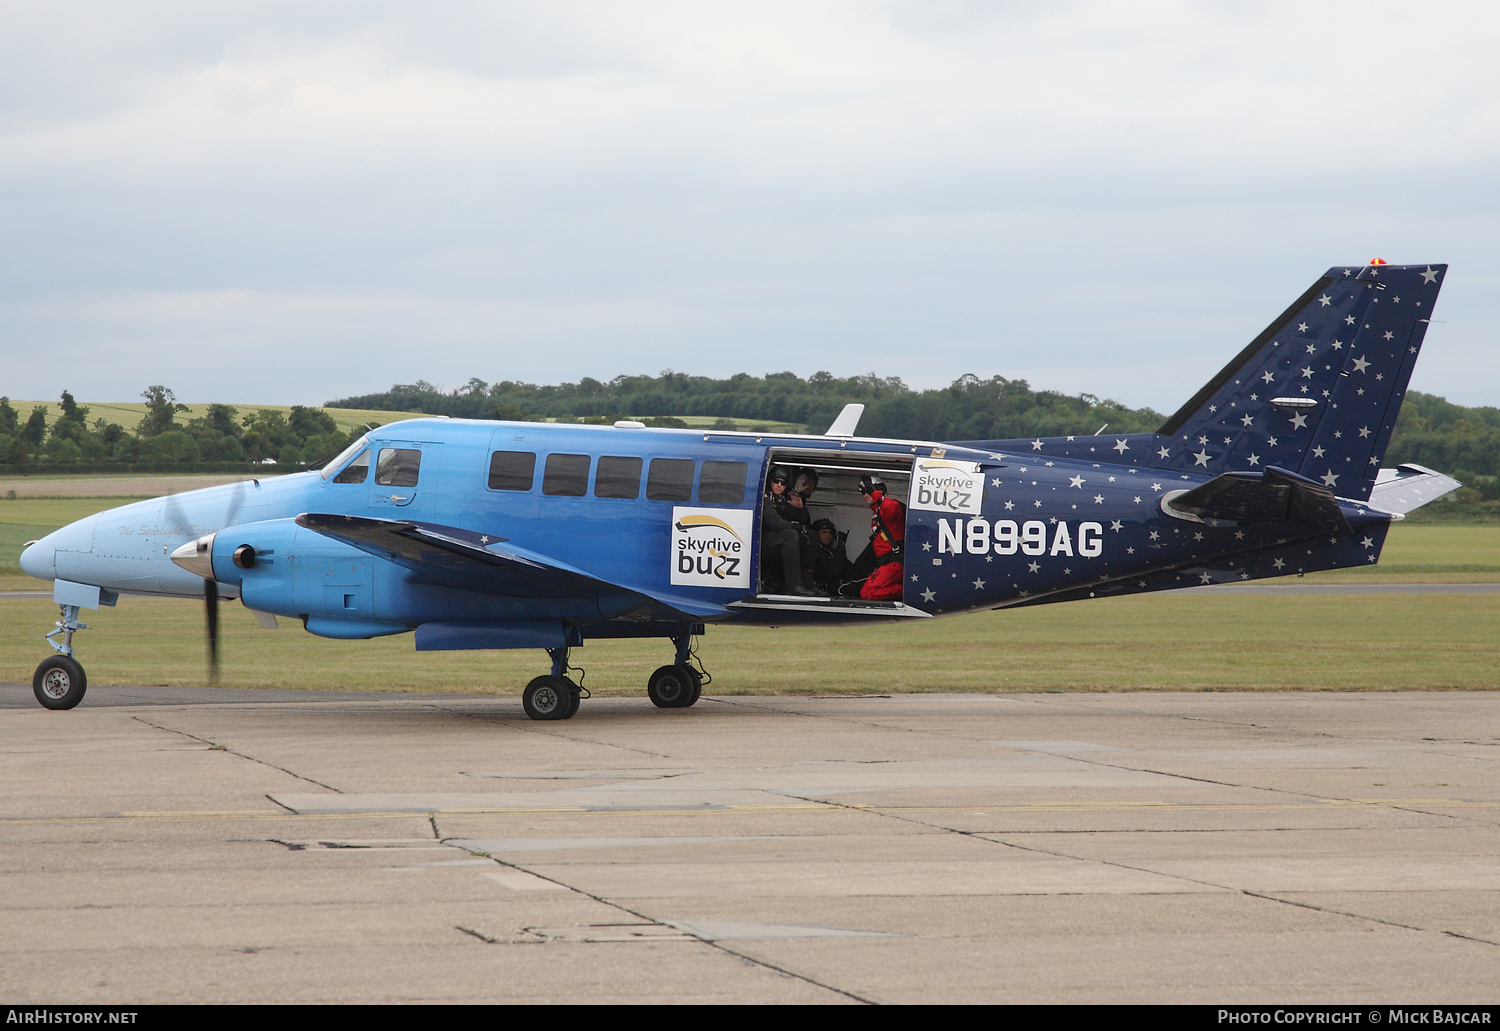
[[34, 604, 89, 710]]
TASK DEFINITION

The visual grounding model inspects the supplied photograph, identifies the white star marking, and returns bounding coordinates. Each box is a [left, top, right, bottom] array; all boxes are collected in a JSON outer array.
[[1113, 439, 1129, 454], [1318, 294, 1332, 307], [1321, 470, 1339, 486], [1199, 571, 1212, 584], [1345, 315, 1356, 325], [1421, 266, 1438, 284], [972, 578, 985, 590], [1157, 446, 1170, 459], [1246, 453, 1260, 466], [1261, 371, 1275, 384], [1004, 500, 1015, 510], [1290, 413, 1308, 430], [1031, 439, 1044, 451], [1361, 537, 1375, 549], [1358, 426, 1371, 438], [1273, 557, 1285, 570], [1093, 495, 1104, 504], [1297, 322, 1309, 332], [1027, 561, 1040, 573], [1069, 475, 1085, 488], [1311, 445, 1325, 458], [1352, 356, 1370, 373], [1110, 520, 1123, 531], [1301, 366, 1314, 379], [1383, 331, 1394, 341], [1150, 482, 1163, 492], [921, 588, 936, 603]]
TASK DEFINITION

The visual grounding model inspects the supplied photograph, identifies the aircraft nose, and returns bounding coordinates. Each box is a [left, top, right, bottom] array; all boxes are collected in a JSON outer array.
[[19, 516, 98, 582], [18, 537, 54, 580]]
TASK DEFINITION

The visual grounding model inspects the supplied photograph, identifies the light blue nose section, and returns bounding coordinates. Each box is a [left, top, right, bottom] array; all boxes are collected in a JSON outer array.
[[19, 515, 98, 582], [19, 538, 53, 580]]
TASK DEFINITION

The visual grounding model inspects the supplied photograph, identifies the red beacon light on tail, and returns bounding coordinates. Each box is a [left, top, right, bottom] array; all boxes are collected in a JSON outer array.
[[1369, 258, 1388, 265]]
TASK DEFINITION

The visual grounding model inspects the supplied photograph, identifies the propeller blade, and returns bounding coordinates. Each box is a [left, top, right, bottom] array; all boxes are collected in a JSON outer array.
[[204, 578, 220, 683]]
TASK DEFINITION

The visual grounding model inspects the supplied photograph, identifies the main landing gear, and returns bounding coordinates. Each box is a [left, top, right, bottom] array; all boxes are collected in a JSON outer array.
[[647, 635, 704, 709], [520, 635, 710, 721], [523, 648, 585, 721], [33, 605, 89, 710]]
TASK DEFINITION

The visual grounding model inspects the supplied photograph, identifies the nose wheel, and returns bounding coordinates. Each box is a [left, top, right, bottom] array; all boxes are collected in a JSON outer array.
[[33, 655, 87, 710]]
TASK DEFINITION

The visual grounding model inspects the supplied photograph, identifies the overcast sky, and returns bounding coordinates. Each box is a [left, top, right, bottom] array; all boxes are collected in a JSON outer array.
[[2, 1, 1497, 412]]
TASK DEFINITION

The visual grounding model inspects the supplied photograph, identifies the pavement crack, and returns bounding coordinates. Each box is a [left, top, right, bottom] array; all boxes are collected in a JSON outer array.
[[130, 715, 343, 792], [472, 855, 874, 1003]]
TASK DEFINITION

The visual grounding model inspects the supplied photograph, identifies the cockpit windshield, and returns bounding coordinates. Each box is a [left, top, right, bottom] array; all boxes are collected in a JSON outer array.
[[320, 435, 370, 481]]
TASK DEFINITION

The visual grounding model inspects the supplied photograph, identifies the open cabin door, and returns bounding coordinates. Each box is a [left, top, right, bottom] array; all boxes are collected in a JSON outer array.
[[731, 447, 931, 620]]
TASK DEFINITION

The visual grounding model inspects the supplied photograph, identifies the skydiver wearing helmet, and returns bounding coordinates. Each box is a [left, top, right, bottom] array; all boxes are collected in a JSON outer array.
[[761, 465, 817, 596], [840, 474, 905, 600]]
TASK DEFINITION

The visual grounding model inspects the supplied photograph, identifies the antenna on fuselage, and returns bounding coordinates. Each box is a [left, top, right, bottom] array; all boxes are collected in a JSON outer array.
[[824, 404, 864, 437]]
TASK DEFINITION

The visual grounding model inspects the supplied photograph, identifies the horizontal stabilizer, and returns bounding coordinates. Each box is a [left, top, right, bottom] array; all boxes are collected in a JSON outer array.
[[1167, 466, 1351, 534], [1370, 464, 1461, 515]]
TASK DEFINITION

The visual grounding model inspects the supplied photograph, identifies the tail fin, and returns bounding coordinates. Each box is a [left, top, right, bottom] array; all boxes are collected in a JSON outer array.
[[1152, 262, 1446, 501]]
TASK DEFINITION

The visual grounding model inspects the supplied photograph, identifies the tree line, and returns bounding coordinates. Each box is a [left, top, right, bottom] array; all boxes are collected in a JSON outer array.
[[330, 372, 1499, 494], [0, 387, 366, 471], [3, 374, 1495, 501]]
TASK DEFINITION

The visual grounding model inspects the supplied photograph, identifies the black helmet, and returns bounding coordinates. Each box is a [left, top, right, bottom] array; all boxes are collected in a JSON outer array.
[[811, 518, 836, 532], [858, 474, 885, 495], [770, 466, 791, 485]]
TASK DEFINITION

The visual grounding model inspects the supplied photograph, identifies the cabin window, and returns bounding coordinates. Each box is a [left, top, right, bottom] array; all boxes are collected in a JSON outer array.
[[331, 449, 370, 484], [646, 458, 695, 501], [595, 456, 643, 499], [488, 450, 536, 491], [698, 461, 748, 504], [543, 453, 591, 496], [375, 448, 421, 488]]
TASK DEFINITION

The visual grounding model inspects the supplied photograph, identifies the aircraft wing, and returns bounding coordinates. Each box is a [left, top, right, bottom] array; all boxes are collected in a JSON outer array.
[[295, 513, 730, 617], [1166, 466, 1351, 534]]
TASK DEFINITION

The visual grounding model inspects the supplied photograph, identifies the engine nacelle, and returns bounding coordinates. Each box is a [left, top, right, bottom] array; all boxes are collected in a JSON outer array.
[[205, 517, 394, 630]]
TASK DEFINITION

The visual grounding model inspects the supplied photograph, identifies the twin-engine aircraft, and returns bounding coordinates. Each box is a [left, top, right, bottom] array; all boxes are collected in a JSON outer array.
[[20, 262, 1460, 718]]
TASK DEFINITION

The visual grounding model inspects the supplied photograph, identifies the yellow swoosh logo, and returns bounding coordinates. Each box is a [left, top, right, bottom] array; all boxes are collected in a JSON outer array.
[[674, 514, 744, 543]]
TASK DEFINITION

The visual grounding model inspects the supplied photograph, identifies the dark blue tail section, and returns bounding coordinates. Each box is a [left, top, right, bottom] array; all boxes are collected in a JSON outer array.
[[1152, 262, 1446, 500], [951, 262, 1447, 502]]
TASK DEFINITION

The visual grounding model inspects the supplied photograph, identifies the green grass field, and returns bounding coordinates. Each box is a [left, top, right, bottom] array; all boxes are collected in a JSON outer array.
[[2, 493, 1496, 695], [1, 592, 1495, 694]]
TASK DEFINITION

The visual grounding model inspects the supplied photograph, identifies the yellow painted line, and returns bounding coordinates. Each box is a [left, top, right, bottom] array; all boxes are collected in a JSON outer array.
[[3, 798, 1497, 826]]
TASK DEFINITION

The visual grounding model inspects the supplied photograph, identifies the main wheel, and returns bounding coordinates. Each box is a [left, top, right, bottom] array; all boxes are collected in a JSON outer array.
[[680, 666, 702, 707], [523, 675, 574, 721], [647, 664, 695, 709], [34, 656, 87, 710], [563, 681, 581, 719]]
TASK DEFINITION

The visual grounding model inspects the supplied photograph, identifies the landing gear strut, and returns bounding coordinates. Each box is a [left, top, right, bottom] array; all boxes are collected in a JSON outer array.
[[34, 605, 88, 710], [646, 634, 705, 709], [522, 647, 584, 721]]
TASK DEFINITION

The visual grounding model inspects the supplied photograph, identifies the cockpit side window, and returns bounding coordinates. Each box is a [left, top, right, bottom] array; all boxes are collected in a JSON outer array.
[[331, 449, 371, 484], [376, 448, 422, 488], [320, 435, 370, 481]]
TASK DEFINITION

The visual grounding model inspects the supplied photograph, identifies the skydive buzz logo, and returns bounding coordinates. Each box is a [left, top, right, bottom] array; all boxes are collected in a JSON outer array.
[[670, 508, 755, 589]]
